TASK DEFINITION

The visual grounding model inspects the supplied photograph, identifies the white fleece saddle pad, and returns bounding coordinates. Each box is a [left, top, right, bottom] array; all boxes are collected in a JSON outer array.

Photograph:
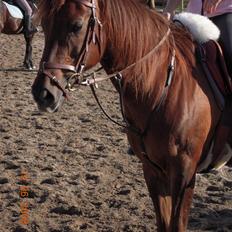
[[3, 1, 23, 19]]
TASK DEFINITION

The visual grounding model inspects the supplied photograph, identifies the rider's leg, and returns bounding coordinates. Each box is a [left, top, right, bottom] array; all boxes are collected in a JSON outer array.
[[14, 0, 35, 37], [210, 13, 232, 166], [211, 13, 232, 77], [211, 117, 232, 168], [212, 101, 232, 157]]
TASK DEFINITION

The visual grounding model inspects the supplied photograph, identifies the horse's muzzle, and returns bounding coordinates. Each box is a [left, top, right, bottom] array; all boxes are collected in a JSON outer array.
[[32, 77, 65, 113]]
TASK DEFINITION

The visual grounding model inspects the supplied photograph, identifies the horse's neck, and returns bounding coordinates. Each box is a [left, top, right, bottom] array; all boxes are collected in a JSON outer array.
[[101, 31, 171, 97], [28, 1, 37, 13], [100, 23, 199, 130], [100, 40, 172, 130], [98, 0, 178, 130]]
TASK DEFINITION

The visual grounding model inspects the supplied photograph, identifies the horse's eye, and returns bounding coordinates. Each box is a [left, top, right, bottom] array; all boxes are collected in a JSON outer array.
[[71, 22, 83, 33]]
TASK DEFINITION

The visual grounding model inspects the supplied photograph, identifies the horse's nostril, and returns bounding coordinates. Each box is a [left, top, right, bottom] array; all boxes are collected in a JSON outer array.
[[39, 89, 55, 104]]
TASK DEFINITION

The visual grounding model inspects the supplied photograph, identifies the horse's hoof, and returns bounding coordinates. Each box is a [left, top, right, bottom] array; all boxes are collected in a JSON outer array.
[[28, 66, 36, 71], [23, 64, 36, 70], [25, 66, 32, 70]]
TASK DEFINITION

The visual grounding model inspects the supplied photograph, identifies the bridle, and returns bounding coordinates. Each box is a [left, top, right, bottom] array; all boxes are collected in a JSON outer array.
[[40, 0, 102, 98], [40, 0, 173, 98]]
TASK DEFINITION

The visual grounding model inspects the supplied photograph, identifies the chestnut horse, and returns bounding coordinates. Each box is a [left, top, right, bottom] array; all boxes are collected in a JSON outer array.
[[32, 0, 229, 231], [0, 0, 37, 69]]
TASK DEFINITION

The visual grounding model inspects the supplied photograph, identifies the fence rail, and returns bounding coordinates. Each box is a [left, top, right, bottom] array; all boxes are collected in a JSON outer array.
[[155, 0, 185, 11]]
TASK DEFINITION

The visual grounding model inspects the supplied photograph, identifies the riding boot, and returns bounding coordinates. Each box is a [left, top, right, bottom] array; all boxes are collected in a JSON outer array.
[[211, 125, 231, 169], [23, 15, 37, 37], [127, 147, 135, 156]]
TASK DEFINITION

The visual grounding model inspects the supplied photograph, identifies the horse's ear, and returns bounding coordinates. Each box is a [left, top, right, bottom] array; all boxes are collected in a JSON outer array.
[[98, 0, 104, 10]]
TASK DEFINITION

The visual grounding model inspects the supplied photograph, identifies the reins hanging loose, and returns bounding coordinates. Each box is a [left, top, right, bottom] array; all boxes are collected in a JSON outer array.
[[87, 50, 176, 177], [40, 0, 176, 176]]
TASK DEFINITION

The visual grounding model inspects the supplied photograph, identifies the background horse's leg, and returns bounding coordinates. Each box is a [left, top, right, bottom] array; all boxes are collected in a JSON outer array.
[[147, 0, 155, 9], [23, 34, 35, 70]]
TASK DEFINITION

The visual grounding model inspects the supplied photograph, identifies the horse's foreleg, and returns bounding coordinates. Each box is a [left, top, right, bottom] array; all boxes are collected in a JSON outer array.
[[23, 34, 34, 70], [175, 178, 195, 230], [169, 154, 197, 232], [143, 154, 197, 232], [143, 165, 172, 232], [169, 170, 196, 231]]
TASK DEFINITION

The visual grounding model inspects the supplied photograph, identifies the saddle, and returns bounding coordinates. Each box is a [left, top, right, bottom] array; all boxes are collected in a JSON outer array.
[[196, 41, 232, 171], [2, 1, 24, 19], [197, 40, 232, 101]]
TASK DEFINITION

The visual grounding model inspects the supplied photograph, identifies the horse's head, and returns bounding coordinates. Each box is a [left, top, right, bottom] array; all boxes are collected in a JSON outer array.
[[32, 0, 103, 112]]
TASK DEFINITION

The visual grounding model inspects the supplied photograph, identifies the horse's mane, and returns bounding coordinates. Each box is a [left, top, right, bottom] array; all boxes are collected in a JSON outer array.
[[37, 0, 195, 96], [100, 0, 195, 95], [101, 0, 170, 74]]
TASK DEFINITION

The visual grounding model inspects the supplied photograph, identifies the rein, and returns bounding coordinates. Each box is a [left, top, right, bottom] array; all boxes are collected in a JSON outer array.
[[40, 0, 176, 175], [79, 28, 171, 87]]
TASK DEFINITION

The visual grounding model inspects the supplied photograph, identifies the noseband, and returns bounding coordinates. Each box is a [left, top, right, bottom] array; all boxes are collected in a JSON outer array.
[[40, 0, 102, 98]]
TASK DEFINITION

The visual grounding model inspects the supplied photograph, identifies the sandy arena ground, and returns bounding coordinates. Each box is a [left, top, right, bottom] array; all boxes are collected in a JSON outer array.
[[0, 31, 232, 232]]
